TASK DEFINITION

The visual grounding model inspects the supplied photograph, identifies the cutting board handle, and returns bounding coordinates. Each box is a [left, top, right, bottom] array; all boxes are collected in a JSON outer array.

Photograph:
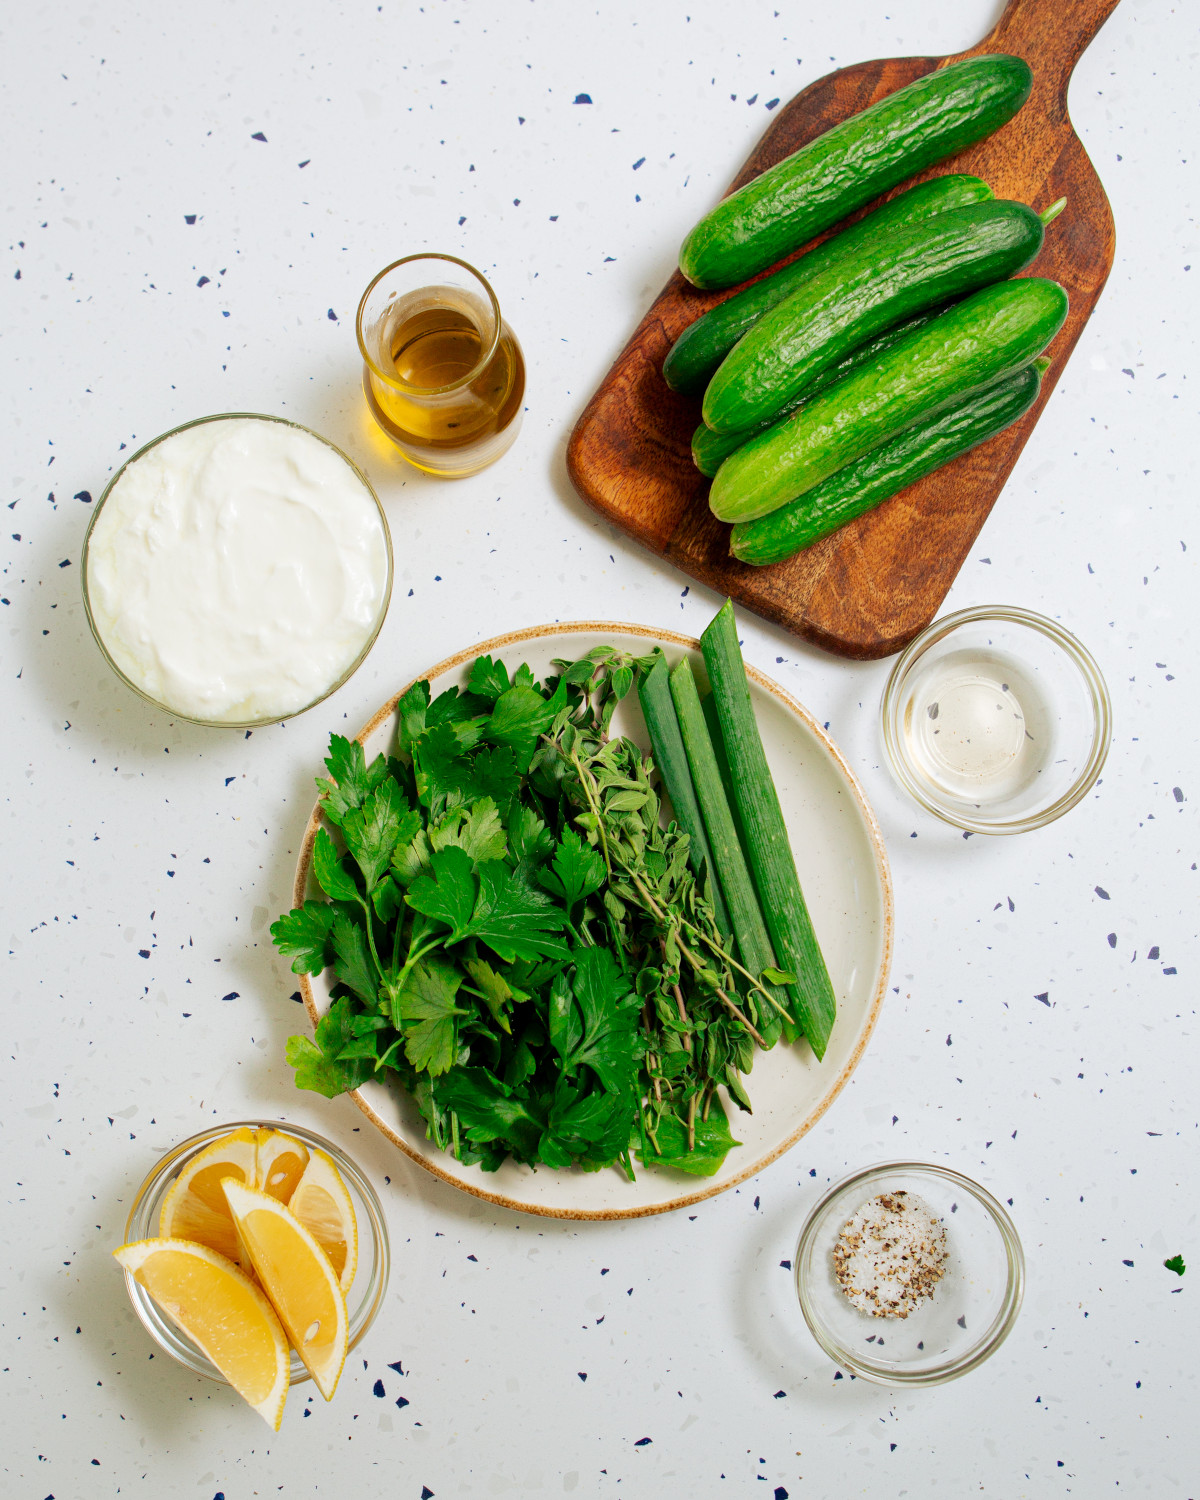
[[963, 0, 1121, 116]]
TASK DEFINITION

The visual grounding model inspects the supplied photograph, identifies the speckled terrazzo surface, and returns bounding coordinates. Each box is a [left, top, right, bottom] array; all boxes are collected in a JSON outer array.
[[2, 1, 1196, 1495]]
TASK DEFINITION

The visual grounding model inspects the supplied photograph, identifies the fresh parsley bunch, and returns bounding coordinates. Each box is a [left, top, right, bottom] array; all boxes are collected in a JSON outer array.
[[272, 646, 785, 1178]]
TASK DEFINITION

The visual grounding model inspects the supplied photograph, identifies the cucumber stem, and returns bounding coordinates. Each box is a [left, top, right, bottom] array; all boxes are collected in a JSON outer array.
[[1040, 197, 1067, 226]]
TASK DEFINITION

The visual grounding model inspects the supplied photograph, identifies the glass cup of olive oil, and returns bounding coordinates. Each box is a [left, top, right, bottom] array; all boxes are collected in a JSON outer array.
[[356, 253, 525, 477]]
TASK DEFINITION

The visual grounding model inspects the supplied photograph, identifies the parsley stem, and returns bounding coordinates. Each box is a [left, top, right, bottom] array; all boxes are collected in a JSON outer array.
[[355, 893, 386, 992], [687, 1092, 697, 1152]]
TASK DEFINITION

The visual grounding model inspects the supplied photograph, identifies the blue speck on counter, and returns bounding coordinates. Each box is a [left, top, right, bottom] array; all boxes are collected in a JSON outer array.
[[574, 93, 592, 104]]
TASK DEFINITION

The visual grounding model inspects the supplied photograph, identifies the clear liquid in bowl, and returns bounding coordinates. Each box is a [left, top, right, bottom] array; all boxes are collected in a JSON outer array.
[[901, 648, 1054, 808]]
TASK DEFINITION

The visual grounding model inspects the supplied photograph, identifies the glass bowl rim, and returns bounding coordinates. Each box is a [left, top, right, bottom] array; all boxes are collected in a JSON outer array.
[[119, 1119, 391, 1388], [794, 1159, 1025, 1386], [80, 411, 394, 729], [879, 603, 1112, 835], [355, 252, 503, 396]]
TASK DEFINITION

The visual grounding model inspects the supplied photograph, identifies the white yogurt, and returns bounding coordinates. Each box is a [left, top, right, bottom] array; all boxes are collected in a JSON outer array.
[[85, 416, 390, 723]]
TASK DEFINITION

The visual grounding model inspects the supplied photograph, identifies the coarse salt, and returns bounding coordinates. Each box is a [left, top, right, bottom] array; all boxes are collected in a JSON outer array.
[[833, 1190, 947, 1318]]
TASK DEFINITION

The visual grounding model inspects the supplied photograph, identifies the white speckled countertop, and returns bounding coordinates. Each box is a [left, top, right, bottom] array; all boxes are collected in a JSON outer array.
[[2, 2, 1196, 1495]]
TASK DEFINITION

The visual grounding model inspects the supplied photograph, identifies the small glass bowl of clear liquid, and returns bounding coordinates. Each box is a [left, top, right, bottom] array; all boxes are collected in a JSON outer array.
[[880, 606, 1111, 835]]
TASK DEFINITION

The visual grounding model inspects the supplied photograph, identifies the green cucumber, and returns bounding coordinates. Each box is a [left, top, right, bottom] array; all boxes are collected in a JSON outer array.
[[667, 657, 784, 1040], [704, 199, 1045, 435], [691, 310, 942, 477], [709, 277, 1068, 523], [665, 175, 991, 396], [636, 652, 732, 938], [699, 602, 836, 1057], [680, 54, 1032, 289], [730, 359, 1049, 565]]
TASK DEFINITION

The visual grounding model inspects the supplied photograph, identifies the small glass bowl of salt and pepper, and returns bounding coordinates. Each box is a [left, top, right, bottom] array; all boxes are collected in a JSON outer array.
[[794, 1162, 1024, 1385]]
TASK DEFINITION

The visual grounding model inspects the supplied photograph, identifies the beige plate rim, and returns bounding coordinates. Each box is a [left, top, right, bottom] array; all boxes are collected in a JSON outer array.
[[292, 620, 894, 1221]]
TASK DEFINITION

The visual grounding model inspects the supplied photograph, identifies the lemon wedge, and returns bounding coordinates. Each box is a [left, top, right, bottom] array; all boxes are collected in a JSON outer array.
[[286, 1146, 358, 1294], [254, 1128, 310, 1203], [222, 1178, 349, 1401], [114, 1238, 289, 1430], [158, 1127, 258, 1265]]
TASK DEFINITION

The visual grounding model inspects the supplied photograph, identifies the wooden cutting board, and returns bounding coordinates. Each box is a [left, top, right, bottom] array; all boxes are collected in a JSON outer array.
[[566, 0, 1120, 659]]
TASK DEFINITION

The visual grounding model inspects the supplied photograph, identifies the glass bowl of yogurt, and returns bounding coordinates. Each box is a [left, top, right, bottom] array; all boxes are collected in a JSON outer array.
[[82, 413, 393, 727], [793, 1161, 1024, 1385]]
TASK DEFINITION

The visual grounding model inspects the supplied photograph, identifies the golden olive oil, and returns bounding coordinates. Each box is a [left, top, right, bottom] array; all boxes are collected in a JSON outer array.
[[363, 286, 524, 476]]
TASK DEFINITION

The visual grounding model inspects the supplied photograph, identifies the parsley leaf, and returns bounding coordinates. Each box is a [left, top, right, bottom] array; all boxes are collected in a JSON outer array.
[[468, 654, 511, 702], [508, 804, 555, 873], [430, 796, 508, 863], [548, 970, 584, 1059], [1165, 1253, 1186, 1276], [371, 874, 404, 925], [486, 678, 568, 771], [405, 846, 478, 936], [394, 956, 464, 1075], [395, 678, 430, 756], [317, 735, 388, 826], [406, 849, 569, 962], [464, 956, 515, 1033], [427, 684, 488, 727], [330, 909, 378, 1007], [540, 826, 606, 915], [437, 1066, 545, 1160], [469, 862, 570, 963], [342, 778, 422, 891], [312, 827, 359, 903], [556, 947, 639, 1094], [470, 746, 521, 814], [391, 827, 432, 886], [271, 899, 336, 976], [542, 1081, 635, 1168], [285, 996, 374, 1097]]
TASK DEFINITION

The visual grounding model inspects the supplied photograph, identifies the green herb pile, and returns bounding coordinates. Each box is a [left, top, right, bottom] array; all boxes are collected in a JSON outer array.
[[272, 639, 810, 1179]]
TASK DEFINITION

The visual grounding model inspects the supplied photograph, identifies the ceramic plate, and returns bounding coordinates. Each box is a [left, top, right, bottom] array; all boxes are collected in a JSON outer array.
[[292, 622, 893, 1220]]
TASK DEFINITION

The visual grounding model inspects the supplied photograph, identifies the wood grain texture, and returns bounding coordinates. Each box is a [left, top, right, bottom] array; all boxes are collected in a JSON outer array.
[[567, 0, 1120, 659]]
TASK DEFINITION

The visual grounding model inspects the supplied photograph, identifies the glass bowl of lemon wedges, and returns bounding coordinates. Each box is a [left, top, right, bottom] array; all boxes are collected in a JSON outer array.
[[114, 1121, 389, 1428]]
